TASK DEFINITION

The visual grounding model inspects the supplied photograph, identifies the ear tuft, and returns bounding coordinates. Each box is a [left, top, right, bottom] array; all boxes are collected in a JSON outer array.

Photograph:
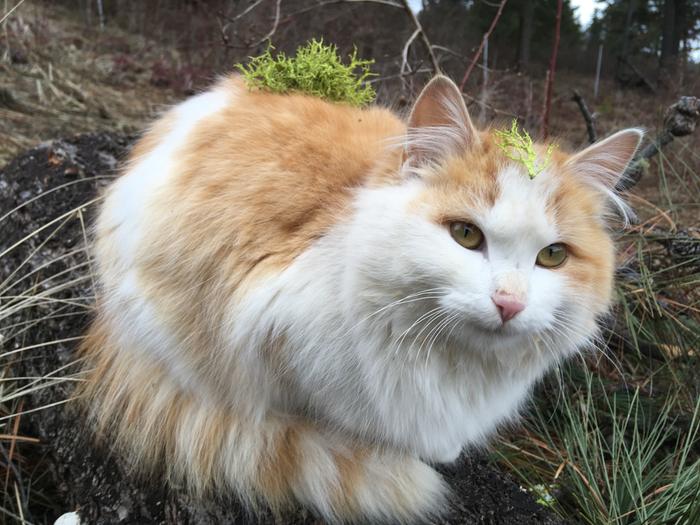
[[404, 75, 478, 169], [566, 128, 644, 189], [565, 128, 644, 224]]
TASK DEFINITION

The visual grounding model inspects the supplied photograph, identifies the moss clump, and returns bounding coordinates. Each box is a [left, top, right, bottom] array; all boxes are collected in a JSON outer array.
[[495, 120, 555, 179], [236, 39, 376, 107]]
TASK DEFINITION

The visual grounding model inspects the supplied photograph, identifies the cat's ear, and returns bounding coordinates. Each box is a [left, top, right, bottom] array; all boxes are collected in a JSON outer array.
[[404, 75, 478, 167], [565, 128, 644, 190]]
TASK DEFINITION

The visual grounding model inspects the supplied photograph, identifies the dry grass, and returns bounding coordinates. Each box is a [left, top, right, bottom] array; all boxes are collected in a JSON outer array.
[[0, 1, 180, 166]]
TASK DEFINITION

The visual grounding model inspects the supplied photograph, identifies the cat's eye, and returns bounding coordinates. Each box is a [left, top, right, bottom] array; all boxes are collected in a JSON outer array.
[[536, 243, 568, 268], [449, 221, 484, 250]]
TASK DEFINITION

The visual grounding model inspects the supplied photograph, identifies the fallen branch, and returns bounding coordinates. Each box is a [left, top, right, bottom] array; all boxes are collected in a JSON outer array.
[[572, 90, 596, 144], [618, 96, 700, 191]]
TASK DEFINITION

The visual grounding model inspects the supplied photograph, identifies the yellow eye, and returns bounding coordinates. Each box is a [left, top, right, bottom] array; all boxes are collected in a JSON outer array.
[[536, 243, 568, 268], [449, 221, 484, 250]]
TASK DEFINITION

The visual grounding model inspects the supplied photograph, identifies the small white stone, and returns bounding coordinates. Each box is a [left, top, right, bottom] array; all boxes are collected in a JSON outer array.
[[54, 511, 80, 525]]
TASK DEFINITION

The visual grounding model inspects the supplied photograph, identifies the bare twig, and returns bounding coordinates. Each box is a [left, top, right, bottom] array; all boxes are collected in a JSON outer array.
[[572, 90, 597, 144], [251, 0, 282, 48], [368, 67, 433, 84], [458, 0, 507, 90], [240, 0, 402, 21], [220, 0, 402, 51], [227, 0, 266, 22], [401, 28, 421, 75], [0, 0, 25, 25], [399, 0, 440, 74], [461, 90, 521, 119], [541, 0, 562, 140]]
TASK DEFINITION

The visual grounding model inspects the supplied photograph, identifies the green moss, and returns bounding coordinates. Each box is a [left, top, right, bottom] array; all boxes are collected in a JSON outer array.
[[236, 39, 376, 107], [495, 120, 555, 180]]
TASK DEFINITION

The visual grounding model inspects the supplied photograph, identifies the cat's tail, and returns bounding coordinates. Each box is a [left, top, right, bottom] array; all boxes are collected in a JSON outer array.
[[78, 319, 447, 524]]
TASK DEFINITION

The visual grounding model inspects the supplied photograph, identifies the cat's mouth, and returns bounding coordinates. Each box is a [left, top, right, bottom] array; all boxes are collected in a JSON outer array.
[[459, 316, 531, 341]]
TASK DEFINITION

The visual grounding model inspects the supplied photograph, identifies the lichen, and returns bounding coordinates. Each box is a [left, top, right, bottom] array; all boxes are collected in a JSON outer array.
[[236, 39, 376, 107], [495, 120, 555, 179], [528, 484, 558, 508]]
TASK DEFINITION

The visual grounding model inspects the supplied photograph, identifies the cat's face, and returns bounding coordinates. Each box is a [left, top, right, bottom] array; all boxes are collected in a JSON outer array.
[[350, 77, 641, 361]]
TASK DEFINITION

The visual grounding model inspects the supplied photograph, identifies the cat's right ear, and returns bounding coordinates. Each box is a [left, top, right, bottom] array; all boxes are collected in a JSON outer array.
[[404, 75, 478, 168]]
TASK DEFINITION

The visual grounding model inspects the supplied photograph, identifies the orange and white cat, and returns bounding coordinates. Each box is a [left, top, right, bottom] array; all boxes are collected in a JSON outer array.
[[81, 74, 641, 523]]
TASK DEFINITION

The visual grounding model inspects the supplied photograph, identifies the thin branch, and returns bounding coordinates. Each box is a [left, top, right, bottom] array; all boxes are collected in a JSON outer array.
[[401, 28, 421, 75], [461, 90, 521, 119], [399, 0, 440, 74], [269, 0, 402, 20], [572, 90, 597, 144], [368, 67, 433, 84], [228, 0, 267, 22], [220, 0, 402, 50], [0, 0, 25, 25], [458, 0, 507, 90], [432, 44, 514, 74], [251, 0, 282, 48], [541, 0, 562, 140]]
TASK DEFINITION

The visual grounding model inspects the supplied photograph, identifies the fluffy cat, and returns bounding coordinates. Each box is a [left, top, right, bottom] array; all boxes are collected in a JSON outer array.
[[80, 74, 642, 523]]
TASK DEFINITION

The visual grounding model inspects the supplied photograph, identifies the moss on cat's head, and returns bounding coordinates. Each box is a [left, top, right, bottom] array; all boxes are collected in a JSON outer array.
[[236, 39, 376, 107]]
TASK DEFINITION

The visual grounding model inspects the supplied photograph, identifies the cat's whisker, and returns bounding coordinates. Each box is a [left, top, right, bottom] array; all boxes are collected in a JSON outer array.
[[546, 309, 628, 386], [392, 305, 445, 357], [422, 312, 461, 372], [397, 308, 447, 373], [409, 308, 449, 372], [419, 310, 456, 365], [343, 288, 449, 338]]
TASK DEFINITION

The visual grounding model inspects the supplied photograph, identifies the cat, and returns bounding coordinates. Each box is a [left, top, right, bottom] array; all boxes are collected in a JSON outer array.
[[80, 73, 642, 523]]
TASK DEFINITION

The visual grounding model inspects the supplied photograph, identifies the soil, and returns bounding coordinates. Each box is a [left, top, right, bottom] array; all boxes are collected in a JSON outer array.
[[0, 134, 566, 524]]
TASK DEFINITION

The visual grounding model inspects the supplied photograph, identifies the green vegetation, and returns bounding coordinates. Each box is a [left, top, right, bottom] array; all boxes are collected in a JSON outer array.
[[236, 39, 376, 107], [495, 120, 555, 179]]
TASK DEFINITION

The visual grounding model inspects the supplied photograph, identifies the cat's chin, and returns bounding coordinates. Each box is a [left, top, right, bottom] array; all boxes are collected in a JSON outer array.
[[455, 319, 540, 351]]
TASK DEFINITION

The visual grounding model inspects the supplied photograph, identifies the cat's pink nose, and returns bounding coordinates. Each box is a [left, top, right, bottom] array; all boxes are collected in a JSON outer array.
[[492, 292, 525, 323]]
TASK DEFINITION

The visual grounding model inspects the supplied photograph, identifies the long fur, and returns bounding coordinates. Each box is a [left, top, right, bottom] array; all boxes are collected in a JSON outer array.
[[79, 74, 641, 523]]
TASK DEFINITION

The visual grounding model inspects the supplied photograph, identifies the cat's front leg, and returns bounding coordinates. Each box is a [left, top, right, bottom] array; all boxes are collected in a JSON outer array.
[[242, 417, 448, 523]]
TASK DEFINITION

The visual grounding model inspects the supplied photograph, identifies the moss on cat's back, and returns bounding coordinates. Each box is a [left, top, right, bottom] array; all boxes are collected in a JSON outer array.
[[236, 39, 376, 107]]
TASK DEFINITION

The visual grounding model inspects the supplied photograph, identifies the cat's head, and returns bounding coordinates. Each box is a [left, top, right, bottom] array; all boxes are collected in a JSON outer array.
[[348, 76, 642, 362]]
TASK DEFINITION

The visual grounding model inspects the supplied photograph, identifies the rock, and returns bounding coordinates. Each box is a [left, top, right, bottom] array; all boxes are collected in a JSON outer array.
[[0, 134, 566, 525], [55, 512, 81, 525]]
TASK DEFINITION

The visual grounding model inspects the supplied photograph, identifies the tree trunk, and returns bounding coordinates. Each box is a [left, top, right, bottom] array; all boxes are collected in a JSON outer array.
[[517, 0, 534, 72], [659, 0, 679, 73], [616, 0, 637, 85], [672, 0, 686, 63]]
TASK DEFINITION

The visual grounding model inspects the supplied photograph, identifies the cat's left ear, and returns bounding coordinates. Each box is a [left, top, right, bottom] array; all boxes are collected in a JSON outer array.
[[565, 128, 644, 190], [404, 75, 478, 168]]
